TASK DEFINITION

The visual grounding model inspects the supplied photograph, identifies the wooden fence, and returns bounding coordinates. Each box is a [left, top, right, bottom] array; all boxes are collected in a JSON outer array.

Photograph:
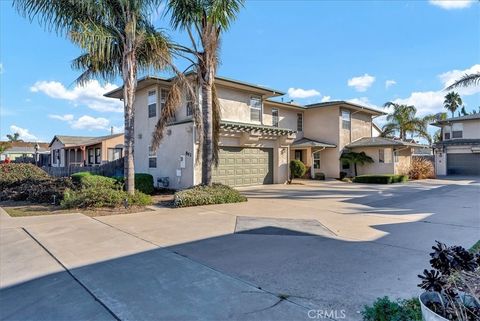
[[43, 157, 124, 177]]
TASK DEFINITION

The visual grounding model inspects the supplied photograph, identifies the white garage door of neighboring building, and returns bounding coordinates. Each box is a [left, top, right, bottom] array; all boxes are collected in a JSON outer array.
[[213, 147, 273, 186], [447, 153, 480, 176]]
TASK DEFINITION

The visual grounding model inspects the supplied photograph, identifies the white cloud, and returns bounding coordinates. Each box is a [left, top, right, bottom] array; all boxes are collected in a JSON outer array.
[[347, 97, 379, 109], [385, 80, 397, 89], [49, 114, 111, 131], [321, 96, 331, 102], [287, 87, 321, 99], [9, 125, 37, 141], [347, 74, 375, 92], [49, 114, 74, 121], [71, 116, 110, 130], [30, 80, 122, 113], [391, 64, 480, 117], [111, 125, 124, 134], [429, 0, 473, 9], [438, 64, 480, 95], [0, 63, 3, 74]]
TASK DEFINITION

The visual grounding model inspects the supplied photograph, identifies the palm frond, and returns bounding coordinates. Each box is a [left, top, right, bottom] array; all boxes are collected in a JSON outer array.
[[445, 73, 480, 90]]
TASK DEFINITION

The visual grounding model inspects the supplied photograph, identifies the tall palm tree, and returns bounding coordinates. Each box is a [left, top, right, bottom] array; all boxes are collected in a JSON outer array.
[[6, 132, 22, 142], [443, 92, 463, 118], [446, 72, 480, 90], [339, 151, 374, 177], [152, 0, 244, 186], [381, 102, 435, 143], [14, 0, 172, 194]]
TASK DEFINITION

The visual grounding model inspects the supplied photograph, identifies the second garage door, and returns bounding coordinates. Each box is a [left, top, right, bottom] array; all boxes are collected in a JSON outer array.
[[213, 147, 273, 186], [447, 153, 480, 175]]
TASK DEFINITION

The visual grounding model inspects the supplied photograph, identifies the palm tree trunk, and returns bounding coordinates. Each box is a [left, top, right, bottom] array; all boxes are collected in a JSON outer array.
[[354, 163, 358, 177], [201, 68, 214, 186], [122, 40, 137, 195]]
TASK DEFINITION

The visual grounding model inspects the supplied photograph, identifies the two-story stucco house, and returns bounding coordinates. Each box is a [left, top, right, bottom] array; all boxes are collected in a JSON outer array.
[[432, 114, 480, 176], [105, 75, 424, 189]]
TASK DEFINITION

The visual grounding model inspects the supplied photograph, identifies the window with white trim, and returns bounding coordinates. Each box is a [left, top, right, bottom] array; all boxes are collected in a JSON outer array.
[[94, 148, 101, 164], [148, 145, 157, 168], [342, 110, 351, 130], [250, 96, 262, 122], [379, 149, 385, 163], [313, 152, 320, 169], [148, 90, 157, 118], [452, 123, 463, 138], [186, 90, 193, 116], [444, 126, 451, 140], [272, 108, 279, 127], [297, 113, 303, 131]]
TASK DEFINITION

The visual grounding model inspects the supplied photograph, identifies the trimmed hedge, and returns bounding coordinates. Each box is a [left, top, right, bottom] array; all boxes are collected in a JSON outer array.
[[61, 187, 152, 208], [0, 163, 49, 188], [134, 173, 154, 195], [353, 174, 408, 184], [290, 159, 306, 179], [314, 172, 326, 180], [174, 184, 247, 208]]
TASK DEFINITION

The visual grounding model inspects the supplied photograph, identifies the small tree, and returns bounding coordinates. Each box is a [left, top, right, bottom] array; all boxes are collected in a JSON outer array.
[[289, 159, 306, 183], [6, 133, 22, 142], [340, 151, 374, 177]]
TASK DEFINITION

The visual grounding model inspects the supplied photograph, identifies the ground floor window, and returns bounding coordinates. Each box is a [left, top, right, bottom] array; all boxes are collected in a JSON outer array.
[[342, 161, 350, 170], [379, 149, 385, 163], [148, 146, 157, 168], [313, 152, 320, 169], [95, 148, 101, 164], [107, 148, 122, 162], [88, 148, 94, 164], [295, 150, 303, 162]]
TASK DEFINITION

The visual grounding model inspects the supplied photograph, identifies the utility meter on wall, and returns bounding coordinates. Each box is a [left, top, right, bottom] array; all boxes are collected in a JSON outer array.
[[179, 155, 186, 169]]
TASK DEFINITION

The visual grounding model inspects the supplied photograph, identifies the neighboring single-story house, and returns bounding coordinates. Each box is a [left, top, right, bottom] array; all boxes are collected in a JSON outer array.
[[343, 137, 427, 176], [0, 141, 50, 165], [431, 114, 480, 176], [49, 133, 124, 167]]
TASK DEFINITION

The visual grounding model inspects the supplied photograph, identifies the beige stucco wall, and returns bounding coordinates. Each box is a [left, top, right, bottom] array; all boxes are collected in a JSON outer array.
[[350, 147, 395, 175], [394, 148, 412, 175], [101, 135, 124, 162], [217, 86, 260, 124], [263, 103, 304, 138], [351, 111, 372, 142], [133, 86, 195, 189]]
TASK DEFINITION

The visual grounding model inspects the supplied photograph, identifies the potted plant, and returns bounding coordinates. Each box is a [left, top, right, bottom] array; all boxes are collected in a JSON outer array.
[[417, 241, 480, 321]]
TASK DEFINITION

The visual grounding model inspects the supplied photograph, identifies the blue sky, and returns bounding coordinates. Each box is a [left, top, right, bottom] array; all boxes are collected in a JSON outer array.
[[1, 0, 479, 142]]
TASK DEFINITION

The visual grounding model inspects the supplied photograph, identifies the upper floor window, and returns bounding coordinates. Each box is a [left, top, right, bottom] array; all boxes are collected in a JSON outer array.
[[452, 123, 463, 139], [272, 108, 279, 127], [250, 96, 262, 122], [342, 110, 351, 130], [297, 113, 303, 131], [148, 90, 157, 118], [186, 90, 194, 117]]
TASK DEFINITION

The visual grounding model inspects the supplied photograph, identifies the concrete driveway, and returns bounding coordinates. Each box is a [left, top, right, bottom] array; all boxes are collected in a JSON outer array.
[[1, 177, 479, 320]]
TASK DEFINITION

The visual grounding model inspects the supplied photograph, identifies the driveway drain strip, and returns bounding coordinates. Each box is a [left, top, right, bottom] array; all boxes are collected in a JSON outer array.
[[21, 227, 121, 321]]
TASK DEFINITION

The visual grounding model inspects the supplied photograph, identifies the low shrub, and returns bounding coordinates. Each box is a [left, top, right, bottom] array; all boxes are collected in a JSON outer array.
[[362, 296, 422, 321], [70, 171, 93, 184], [353, 174, 408, 184], [290, 160, 306, 179], [61, 186, 152, 208], [134, 173, 154, 195], [0, 163, 49, 188], [0, 177, 73, 204], [314, 172, 325, 180], [174, 184, 247, 208], [78, 174, 119, 189], [339, 171, 348, 179], [408, 158, 435, 180]]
